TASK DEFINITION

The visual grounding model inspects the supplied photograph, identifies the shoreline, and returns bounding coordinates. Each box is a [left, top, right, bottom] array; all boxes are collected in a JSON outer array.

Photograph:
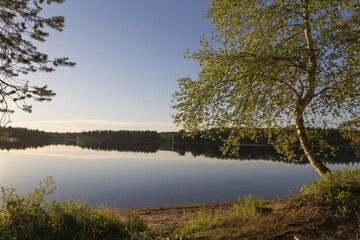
[[116, 197, 289, 231], [115, 195, 359, 239]]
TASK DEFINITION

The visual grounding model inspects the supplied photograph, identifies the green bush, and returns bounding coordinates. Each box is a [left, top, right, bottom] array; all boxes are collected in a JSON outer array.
[[0, 177, 130, 240], [233, 194, 264, 218], [300, 168, 360, 217], [186, 209, 220, 231]]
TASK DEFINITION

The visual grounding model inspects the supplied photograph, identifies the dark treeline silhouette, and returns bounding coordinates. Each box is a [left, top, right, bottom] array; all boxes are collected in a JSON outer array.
[[76, 130, 163, 143], [0, 126, 53, 141], [0, 127, 164, 143], [171, 127, 354, 146], [172, 129, 262, 144], [0, 126, 356, 147], [0, 126, 77, 142]]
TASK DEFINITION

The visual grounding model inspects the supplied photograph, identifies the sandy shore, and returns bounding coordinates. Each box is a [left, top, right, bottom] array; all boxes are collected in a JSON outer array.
[[117, 198, 287, 232], [115, 196, 359, 239]]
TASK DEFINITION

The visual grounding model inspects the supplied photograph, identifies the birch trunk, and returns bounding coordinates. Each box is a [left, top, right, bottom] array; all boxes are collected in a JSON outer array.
[[293, 1, 330, 176], [295, 112, 331, 176]]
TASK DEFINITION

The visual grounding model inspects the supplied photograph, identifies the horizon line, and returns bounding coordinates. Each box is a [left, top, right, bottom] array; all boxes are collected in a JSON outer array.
[[9, 119, 180, 133]]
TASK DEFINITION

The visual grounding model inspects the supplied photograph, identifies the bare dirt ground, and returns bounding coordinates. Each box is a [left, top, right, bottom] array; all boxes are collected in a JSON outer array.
[[118, 197, 359, 240]]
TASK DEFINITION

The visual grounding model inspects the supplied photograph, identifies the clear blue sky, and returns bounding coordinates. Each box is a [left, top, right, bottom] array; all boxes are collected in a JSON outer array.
[[11, 0, 212, 132]]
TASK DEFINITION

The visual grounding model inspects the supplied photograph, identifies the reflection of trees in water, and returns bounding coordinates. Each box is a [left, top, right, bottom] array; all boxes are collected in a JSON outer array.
[[166, 143, 360, 165], [0, 140, 68, 151], [76, 141, 163, 153], [0, 140, 359, 164], [168, 143, 279, 160]]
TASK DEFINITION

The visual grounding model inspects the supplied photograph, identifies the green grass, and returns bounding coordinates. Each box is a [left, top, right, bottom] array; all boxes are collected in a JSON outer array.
[[0, 177, 148, 240], [233, 194, 264, 218], [186, 209, 220, 231]]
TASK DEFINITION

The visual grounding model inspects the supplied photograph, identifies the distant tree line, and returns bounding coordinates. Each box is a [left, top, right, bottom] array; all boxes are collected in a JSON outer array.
[[76, 130, 163, 143], [0, 126, 53, 141], [171, 127, 355, 147], [0, 126, 357, 148], [0, 127, 164, 143]]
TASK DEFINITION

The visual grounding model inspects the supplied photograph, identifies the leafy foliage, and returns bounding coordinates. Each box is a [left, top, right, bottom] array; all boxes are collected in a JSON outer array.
[[0, 177, 131, 240], [0, 0, 75, 123], [172, 0, 359, 174], [339, 117, 360, 145], [301, 168, 360, 218]]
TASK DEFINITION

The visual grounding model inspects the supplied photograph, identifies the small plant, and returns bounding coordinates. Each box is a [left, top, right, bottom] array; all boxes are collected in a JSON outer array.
[[233, 194, 264, 218], [300, 168, 360, 218], [124, 213, 148, 234], [186, 209, 220, 231]]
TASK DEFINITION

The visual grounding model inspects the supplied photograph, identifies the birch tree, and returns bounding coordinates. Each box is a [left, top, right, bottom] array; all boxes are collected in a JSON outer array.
[[173, 0, 359, 176]]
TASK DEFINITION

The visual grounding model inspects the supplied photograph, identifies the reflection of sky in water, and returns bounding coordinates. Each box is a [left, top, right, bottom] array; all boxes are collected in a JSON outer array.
[[0, 145, 359, 208]]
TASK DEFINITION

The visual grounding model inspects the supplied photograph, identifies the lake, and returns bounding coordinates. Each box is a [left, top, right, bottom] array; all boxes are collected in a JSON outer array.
[[0, 143, 359, 208]]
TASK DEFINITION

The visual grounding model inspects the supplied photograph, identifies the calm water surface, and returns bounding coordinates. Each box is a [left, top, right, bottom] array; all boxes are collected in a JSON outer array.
[[0, 145, 359, 208]]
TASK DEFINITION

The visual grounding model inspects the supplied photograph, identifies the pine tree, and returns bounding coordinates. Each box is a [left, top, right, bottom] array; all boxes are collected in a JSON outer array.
[[0, 0, 75, 123]]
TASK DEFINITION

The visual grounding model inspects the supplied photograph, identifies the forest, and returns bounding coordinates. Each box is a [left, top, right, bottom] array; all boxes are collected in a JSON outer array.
[[0, 126, 356, 147]]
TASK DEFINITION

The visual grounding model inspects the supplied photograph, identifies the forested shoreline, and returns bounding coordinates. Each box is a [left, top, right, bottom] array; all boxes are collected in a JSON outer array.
[[0, 126, 357, 146], [0, 126, 358, 164]]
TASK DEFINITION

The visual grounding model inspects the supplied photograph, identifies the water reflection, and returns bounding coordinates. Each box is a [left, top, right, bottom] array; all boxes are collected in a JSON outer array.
[[1, 140, 359, 164], [0, 142, 359, 208]]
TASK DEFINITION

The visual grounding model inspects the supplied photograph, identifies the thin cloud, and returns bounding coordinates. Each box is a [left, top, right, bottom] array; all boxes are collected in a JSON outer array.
[[10, 119, 179, 132]]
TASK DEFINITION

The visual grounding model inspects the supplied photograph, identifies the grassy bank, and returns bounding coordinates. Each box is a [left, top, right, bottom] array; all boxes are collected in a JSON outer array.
[[1, 169, 360, 239]]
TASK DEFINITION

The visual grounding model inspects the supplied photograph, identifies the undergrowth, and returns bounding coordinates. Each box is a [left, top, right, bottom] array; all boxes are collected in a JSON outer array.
[[233, 194, 264, 218], [301, 168, 360, 219], [0, 177, 148, 240], [186, 209, 220, 231]]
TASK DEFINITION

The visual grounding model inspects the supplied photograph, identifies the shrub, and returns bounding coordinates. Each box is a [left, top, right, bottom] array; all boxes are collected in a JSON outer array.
[[0, 177, 130, 240], [124, 213, 148, 235], [187, 209, 220, 231], [300, 168, 360, 217], [233, 194, 264, 218]]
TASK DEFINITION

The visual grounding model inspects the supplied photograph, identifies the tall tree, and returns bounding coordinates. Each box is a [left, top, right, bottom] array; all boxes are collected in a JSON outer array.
[[173, 0, 359, 176], [0, 0, 75, 124]]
